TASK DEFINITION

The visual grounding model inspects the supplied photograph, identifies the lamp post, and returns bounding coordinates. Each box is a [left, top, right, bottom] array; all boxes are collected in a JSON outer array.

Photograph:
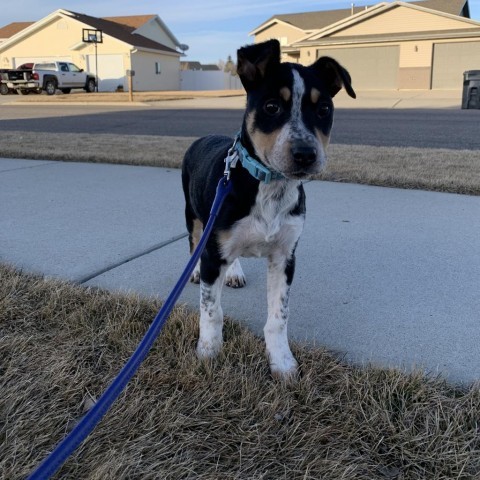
[[82, 29, 103, 92]]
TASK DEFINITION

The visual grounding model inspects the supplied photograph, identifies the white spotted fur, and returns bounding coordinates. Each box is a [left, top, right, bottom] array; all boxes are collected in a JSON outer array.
[[199, 178, 305, 378]]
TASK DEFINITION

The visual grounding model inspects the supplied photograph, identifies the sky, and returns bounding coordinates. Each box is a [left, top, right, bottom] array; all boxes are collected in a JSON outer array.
[[2, 1, 480, 64]]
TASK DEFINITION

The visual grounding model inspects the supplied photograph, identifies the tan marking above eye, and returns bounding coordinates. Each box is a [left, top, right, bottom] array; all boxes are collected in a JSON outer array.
[[311, 88, 321, 104], [280, 87, 291, 102]]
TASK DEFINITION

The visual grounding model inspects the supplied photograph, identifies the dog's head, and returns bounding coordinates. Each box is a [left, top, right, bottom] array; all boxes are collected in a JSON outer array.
[[237, 39, 355, 180]]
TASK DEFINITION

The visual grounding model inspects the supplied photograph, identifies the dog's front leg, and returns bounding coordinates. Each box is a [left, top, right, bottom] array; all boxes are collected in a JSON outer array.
[[197, 259, 227, 359], [264, 251, 298, 379]]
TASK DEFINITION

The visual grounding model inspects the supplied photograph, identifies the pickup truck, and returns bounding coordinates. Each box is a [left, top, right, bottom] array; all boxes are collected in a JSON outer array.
[[6, 61, 96, 95], [0, 66, 35, 95]]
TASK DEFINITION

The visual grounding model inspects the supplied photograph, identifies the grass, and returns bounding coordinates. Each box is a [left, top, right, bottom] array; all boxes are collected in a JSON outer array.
[[10, 90, 246, 103], [1, 131, 479, 195], [1, 263, 480, 479]]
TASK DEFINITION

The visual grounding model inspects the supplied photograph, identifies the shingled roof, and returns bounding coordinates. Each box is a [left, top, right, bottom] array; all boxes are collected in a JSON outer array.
[[101, 15, 157, 30], [65, 11, 179, 54], [410, 0, 469, 16], [254, 0, 469, 33], [0, 22, 34, 39]]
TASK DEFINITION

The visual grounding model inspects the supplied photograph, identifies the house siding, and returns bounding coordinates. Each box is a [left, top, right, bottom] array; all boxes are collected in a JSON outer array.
[[135, 21, 177, 50], [331, 6, 474, 37], [131, 50, 179, 90], [254, 23, 306, 46]]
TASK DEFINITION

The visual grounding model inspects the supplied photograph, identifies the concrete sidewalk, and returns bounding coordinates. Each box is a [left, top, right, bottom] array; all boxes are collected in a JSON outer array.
[[1, 158, 479, 384]]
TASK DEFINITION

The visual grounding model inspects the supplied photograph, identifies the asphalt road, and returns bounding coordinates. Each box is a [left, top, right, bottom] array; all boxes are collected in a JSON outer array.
[[0, 105, 479, 149]]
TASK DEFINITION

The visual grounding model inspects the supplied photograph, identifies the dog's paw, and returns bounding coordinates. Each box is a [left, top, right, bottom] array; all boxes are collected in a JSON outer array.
[[225, 273, 246, 288], [268, 353, 299, 382], [196, 339, 222, 359], [190, 271, 200, 284], [225, 259, 246, 288]]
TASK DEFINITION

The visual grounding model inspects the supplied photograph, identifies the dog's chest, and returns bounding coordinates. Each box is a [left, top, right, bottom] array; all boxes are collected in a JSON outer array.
[[219, 183, 305, 260]]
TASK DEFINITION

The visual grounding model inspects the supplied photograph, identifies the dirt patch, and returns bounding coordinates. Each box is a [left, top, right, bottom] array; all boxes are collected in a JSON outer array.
[[1, 263, 480, 479], [1, 131, 479, 195]]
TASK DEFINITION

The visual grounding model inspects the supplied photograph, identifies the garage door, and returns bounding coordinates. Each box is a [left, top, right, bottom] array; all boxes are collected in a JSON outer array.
[[432, 42, 480, 89], [87, 54, 125, 92], [13, 56, 72, 68], [316, 46, 400, 90]]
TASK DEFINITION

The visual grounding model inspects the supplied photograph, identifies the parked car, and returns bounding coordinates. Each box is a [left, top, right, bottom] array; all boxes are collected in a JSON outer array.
[[6, 61, 96, 95]]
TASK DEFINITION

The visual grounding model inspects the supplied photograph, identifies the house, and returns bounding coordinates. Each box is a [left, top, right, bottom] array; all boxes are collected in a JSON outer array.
[[0, 9, 183, 91], [250, 0, 480, 90]]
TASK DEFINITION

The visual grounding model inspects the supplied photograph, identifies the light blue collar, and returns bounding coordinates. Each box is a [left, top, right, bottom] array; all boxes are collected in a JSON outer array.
[[224, 134, 284, 184]]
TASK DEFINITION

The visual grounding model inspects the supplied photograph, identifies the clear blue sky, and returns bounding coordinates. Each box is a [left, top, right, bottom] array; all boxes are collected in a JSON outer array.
[[3, 1, 480, 64]]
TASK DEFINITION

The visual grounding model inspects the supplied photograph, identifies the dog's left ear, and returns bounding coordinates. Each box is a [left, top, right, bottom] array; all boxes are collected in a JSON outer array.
[[313, 57, 356, 99], [237, 39, 281, 90]]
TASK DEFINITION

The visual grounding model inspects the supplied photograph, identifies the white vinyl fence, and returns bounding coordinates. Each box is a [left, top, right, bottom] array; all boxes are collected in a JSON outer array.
[[180, 71, 243, 91]]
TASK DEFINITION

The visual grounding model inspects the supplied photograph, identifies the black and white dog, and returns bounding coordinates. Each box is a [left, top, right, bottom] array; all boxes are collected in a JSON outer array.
[[182, 39, 355, 379]]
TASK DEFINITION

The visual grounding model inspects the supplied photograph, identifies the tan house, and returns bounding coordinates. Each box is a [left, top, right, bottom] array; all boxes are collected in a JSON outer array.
[[251, 0, 480, 90], [0, 9, 183, 91]]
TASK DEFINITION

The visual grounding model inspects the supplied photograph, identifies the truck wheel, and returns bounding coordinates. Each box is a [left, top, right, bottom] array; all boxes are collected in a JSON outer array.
[[0, 83, 8, 95], [61, 88, 71, 94], [45, 80, 57, 95], [85, 78, 96, 93]]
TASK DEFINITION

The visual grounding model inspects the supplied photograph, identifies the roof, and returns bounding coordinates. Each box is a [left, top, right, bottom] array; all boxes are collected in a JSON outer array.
[[65, 10, 179, 54], [0, 22, 34, 39], [181, 61, 202, 70], [256, 7, 369, 33], [409, 0, 468, 16], [252, 0, 469, 34], [101, 15, 157, 30]]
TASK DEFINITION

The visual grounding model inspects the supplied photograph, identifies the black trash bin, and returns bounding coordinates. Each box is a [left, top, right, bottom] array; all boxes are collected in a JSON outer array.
[[462, 70, 480, 109]]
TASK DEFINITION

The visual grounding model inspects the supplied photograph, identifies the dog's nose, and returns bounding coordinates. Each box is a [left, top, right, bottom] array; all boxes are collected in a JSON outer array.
[[291, 142, 317, 166]]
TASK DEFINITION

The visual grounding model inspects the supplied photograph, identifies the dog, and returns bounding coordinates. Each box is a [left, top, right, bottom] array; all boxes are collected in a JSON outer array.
[[182, 39, 355, 379]]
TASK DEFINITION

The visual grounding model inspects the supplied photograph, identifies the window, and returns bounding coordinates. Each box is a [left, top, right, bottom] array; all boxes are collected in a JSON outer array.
[[155, 62, 161, 74], [68, 63, 81, 72]]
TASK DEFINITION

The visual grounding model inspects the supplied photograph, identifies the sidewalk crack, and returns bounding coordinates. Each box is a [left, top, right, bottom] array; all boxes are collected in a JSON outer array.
[[76, 232, 188, 284]]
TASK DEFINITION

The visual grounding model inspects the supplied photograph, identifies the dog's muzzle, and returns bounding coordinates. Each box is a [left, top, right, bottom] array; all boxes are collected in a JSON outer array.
[[291, 141, 317, 167]]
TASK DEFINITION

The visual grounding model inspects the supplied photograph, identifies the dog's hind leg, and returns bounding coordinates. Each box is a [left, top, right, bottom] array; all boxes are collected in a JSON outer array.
[[264, 251, 298, 379], [225, 258, 246, 288], [197, 260, 228, 359]]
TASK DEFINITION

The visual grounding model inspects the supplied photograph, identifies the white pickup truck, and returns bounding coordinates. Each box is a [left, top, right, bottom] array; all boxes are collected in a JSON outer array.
[[7, 61, 96, 95]]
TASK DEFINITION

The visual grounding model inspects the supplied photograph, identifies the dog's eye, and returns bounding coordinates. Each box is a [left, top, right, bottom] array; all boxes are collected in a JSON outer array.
[[317, 103, 331, 118], [264, 100, 282, 116]]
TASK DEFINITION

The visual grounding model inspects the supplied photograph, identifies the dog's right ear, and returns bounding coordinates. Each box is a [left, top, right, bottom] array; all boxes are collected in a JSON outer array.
[[237, 39, 281, 91]]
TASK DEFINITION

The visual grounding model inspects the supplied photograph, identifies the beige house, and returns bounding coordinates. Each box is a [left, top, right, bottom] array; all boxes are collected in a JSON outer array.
[[0, 9, 183, 91], [251, 0, 480, 90]]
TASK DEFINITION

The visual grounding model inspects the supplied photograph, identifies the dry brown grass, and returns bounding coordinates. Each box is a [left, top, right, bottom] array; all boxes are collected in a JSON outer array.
[[321, 144, 480, 195], [1, 131, 479, 195], [2, 263, 480, 479], [11, 90, 245, 103]]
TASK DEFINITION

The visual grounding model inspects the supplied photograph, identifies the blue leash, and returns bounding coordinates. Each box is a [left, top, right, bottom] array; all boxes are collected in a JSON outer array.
[[27, 177, 232, 480]]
